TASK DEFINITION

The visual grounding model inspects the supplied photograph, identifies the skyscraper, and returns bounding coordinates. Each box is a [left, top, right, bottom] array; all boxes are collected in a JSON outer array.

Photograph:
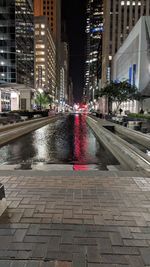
[[84, 0, 103, 102], [0, 0, 34, 87], [0, 0, 34, 111], [34, 0, 61, 101], [102, 0, 150, 86], [34, 16, 56, 100]]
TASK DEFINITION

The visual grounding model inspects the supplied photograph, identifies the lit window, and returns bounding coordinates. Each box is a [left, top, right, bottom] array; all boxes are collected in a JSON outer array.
[[36, 58, 45, 62], [132, 1, 135, 5], [41, 31, 45, 35], [109, 55, 112, 60], [36, 44, 45, 49], [35, 24, 39, 28], [121, 1, 125, 5], [138, 1, 141, 5], [35, 31, 39, 35], [36, 51, 45, 56], [41, 24, 45, 29], [127, 1, 130, 5]]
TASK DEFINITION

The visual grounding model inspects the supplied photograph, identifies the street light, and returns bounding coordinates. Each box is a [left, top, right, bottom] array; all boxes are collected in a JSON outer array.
[[38, 88, 43, 110]]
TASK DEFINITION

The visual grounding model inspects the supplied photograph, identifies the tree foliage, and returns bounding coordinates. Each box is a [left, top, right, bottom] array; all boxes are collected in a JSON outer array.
[[99, 80, 142, 110], [35, 92, 53, 109]]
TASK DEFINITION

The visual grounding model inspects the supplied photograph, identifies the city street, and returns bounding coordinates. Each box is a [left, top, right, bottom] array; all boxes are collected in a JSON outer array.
[[1, 0, 150, 266]]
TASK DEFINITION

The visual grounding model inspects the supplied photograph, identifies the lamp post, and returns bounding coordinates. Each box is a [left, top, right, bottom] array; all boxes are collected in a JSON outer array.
[[38, 88, 43, 110]]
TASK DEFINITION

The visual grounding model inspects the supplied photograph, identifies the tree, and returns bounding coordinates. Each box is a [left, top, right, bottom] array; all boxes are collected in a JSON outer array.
[[99, 80, 141, 112], [35, 92, 52, 110]]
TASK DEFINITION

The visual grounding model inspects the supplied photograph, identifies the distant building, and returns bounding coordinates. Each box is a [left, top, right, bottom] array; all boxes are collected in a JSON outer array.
[[68, 78, 74, 107], [113, 16, 150, 113], [84, 0, 103, 101], [34, 16, 56, 100], [0, 0, 34, 111], [102, 0, 150, 86], [60, 42, 69, 105], [34, 0, 61, 102]]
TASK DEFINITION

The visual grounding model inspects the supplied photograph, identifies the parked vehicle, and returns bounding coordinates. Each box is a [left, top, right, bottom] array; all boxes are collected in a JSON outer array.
[[0, 112, 23, 125], [0, 113, 8, 125]]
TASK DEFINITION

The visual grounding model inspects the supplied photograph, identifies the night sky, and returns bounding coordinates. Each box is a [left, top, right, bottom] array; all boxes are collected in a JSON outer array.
[[62, 0, 87, 103]]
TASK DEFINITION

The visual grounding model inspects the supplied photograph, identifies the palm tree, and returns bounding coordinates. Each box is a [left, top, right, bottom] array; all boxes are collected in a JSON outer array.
[[35, 92, 51, 110]]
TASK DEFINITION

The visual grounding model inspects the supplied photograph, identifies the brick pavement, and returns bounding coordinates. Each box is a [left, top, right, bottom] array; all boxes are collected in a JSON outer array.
[[0, 171, 150, 266]]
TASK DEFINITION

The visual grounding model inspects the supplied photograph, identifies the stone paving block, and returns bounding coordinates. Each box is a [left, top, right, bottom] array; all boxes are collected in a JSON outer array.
[[61, 231, 73, 244], [58, 251, 73, 262], [112, 246, 139, 255], [97, 238, 112, 254], [139, 248, 150, 265], [47, 237, 60, 252], [16, 250, 32, 259], [9, 200, 21, 208], [94, 215, 104, 225], [109, 232, 124, 246], [124, 238, 149, 247], [8, 242, 34, 251], [32, 243, 47, 258], [74, 237, 97, 246], [100, 254, 128, 265], [88, 264, 127, 267], [24, 235, 49, 243], [0, 236, 12, 249], [27, 224, 40, 235], [38, 229, 62, 237], [0, 229, 15, 236], [13, 229, 27, 242], [11, 260, 27, 267], [126, 255, 145, 267], [118, 227, 132, 238], [132, 233, 150, 240], [26, 261, 40, 267], [55, 262, 72, 267], [23, 209, 35, 218], [87, 246, 100, 263], [73, 252, 86, 267], [0, 260, 12, 267]]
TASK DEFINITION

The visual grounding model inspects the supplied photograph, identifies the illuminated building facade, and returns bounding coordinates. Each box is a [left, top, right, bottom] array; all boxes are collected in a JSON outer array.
[[84, 0, 103, 101], [113, 16, 150, 113], [60, 42, 69, 105], [0, 0, 34, 87], [34, 0, 61, 102], [35, 16, 56, 100], [102, 0, 150, 86]]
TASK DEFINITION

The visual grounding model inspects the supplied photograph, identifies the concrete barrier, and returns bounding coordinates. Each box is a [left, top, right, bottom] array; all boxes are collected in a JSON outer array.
[[0, 116, 61, 147], [87, 116, 150, 173]]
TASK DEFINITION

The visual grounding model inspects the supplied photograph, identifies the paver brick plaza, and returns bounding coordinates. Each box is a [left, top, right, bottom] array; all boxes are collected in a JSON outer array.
[[0, 170, 150, 266]]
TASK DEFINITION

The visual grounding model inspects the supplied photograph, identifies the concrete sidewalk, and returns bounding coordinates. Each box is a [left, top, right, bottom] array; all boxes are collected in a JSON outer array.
[[0, 170, 150, 266]]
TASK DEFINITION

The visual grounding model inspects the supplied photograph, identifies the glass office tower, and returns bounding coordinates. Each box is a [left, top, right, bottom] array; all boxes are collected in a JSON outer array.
[[84, 0, 103, 101], [0, 0, 34, 87]]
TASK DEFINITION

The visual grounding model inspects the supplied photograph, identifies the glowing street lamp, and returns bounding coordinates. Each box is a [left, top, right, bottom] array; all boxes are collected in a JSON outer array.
[[38, 88, 43, 110]]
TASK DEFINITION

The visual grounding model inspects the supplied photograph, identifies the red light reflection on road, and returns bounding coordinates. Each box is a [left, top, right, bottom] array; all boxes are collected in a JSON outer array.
[[73, 114, 88, 170], [73, 165, 89, 171]]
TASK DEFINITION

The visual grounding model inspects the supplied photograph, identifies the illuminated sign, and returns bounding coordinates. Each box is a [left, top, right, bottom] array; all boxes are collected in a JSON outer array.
[[91, 27, 103, 33]]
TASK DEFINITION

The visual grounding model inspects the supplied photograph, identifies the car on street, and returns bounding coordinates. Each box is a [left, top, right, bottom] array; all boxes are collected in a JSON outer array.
[[0, 112, 23, 125]]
